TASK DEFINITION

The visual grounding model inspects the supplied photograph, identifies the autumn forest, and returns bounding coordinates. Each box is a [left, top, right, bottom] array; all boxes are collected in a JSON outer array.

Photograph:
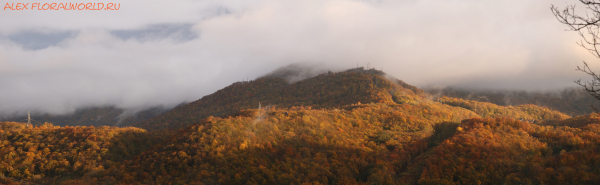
[[2, 67, 600, 184]]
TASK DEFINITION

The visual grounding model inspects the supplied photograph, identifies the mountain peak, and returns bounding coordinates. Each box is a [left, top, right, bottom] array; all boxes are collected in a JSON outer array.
[[262, 63, 329, 83]]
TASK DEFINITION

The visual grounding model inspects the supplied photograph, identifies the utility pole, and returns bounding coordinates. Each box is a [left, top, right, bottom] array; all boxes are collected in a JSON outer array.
[[28, 111, 31, 127]]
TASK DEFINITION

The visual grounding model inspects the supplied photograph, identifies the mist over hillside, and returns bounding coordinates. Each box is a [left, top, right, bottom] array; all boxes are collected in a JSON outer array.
[[262, 63, 332, 83], [426, 87, 600, 116], [0, 105, 174, 127], [2, 63, 595, 129]]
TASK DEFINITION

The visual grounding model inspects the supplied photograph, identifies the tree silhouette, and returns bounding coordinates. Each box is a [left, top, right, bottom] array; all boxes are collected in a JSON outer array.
[[552, 0, 600, 113]]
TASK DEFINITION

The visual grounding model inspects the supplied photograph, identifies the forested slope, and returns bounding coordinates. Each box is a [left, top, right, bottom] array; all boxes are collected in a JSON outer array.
[[0, 121, 167, 184], [76, 103, 482, 184], [405, 117, 600, 184]]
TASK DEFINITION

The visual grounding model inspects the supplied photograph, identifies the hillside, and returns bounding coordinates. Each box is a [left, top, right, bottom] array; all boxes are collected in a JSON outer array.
[[90, 104, 481, 184], [134, 67, 425, 131], [62, 107, 591, 185], [403, 117, 600, 184], [0, 121, 167, 184], [2, 67, 593, 185]]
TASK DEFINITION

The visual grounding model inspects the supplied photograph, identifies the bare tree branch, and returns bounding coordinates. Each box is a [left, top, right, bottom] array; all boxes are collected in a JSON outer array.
[[592, 105, 600, 114], [553, 0, 600, 109]]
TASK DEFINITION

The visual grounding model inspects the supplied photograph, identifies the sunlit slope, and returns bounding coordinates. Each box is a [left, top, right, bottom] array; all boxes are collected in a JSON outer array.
[[90, 98, 575, 184], [543, 113, 600, 128], [0, 122, 164, 184], [94, 102, 481, 184], [440, 96, 570, 121], [134, 68, 424, 131], [402, 117, 600, 185]]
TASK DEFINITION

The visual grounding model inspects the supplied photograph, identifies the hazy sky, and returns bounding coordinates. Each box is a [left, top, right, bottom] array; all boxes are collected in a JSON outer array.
[[0, 0, 596, 115]]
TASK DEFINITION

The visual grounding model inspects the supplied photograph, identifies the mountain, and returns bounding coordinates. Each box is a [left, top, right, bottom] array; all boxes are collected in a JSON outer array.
[[134, 67, 425, 131], [0, 105, 173, 127], [426, 87, 600, 116], [4, 66, 599, 185]]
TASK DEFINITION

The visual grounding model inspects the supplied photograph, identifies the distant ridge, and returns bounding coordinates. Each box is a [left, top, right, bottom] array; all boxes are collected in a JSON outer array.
[[426, 87, 600, 116], [0, 105, 172, 127]]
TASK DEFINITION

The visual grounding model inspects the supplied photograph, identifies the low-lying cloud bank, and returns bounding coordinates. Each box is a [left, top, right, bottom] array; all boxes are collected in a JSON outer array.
[[0, 0, 595, 116]]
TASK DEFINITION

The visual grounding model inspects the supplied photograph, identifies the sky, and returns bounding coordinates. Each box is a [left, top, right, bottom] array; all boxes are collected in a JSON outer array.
[[0, 0, 596, 116]]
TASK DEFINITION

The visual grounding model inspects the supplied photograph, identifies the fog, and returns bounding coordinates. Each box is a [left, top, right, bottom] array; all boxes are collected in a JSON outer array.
[[0, 0, 596, 116]]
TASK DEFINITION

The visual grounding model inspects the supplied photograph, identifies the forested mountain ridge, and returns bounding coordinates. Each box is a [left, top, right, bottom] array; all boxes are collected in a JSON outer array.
[[134, 68, 425, 131], [135, 67, 570, 132]]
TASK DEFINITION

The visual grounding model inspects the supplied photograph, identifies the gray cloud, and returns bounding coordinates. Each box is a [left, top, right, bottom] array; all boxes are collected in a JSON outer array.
[[200, 6, 232, 19], [7, 31, 78, 50], [0, 0, 594, 117], [111, 23, 198, 42]]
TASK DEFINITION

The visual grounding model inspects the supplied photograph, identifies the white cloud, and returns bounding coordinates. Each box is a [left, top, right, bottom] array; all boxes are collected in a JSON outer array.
[[0, 0, 595, 115]]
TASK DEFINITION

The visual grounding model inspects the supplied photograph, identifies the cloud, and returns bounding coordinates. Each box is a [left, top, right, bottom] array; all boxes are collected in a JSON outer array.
[[0, 0, 594, 116], [263, 63, 330, 83], [111, 23, 198, 42], [8, 30, 78, 50]]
